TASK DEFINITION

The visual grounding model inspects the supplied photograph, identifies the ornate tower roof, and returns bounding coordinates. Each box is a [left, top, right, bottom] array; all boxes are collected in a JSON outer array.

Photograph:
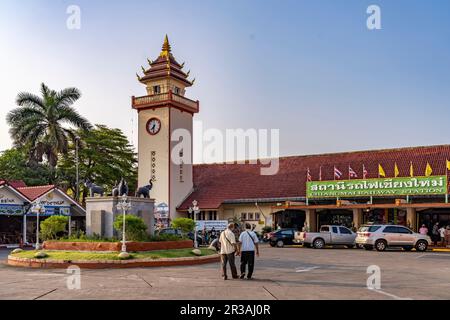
[[137, 35, 194, 87]]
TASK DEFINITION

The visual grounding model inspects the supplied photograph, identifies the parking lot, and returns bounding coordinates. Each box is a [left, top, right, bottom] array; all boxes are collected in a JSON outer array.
[[1, 245, 450, 300]]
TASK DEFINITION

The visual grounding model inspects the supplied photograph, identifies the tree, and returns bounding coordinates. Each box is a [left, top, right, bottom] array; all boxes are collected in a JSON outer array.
[[0, 148, 52, 186], [113, 215, 148, 241], [40, 216, 69, 240], [6, 83, 92, 168], [171, 218, 196, 234], [57, 125, 137, 202]]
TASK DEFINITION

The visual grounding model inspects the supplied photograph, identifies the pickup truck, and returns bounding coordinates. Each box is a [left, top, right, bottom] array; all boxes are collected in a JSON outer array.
[[294, 225, 357, 249]]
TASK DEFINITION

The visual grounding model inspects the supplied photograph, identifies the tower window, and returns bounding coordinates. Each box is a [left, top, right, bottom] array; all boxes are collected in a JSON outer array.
[[173, 86, 181, 95], [153, 85, 161, 94]]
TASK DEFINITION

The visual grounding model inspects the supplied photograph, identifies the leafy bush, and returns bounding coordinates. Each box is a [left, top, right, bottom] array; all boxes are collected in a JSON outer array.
[[171, 218, 195, 234], [62, 232, 119, 242], [146, 234, 189, 242], [113, 214, 148, 241], [40, 216, 69, 240], [262, 226, 273, 234]]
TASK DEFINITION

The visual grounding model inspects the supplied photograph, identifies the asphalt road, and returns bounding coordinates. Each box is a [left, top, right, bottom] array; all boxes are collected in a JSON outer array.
[[1, 246, 449, 300]]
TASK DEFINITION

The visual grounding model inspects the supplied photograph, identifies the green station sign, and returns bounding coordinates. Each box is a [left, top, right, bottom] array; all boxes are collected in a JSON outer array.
[[306, 176, 448, 198]]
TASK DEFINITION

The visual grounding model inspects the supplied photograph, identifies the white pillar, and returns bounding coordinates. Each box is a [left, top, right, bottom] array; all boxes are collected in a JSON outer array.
[[406, 208, 417, 231], [68, 216, 72, 236], [305, 209, 317, 232], [23, 214, 27, 245], [353, 209, 362, 230]]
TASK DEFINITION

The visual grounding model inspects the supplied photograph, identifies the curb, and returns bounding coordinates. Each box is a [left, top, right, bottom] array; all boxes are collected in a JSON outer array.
[[431, 248, 450, 253], [7, 254, 220, 269]]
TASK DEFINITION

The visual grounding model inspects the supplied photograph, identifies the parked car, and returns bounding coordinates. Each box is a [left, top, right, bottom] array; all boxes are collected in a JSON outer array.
[[158, 228, 203, 245], [356, 224, 431, 252], [294, 225, 357, 249], [269, 228, 297, 247]]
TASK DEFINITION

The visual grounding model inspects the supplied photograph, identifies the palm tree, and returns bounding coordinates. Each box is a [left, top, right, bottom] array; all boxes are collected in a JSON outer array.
[[6, 83, 92, 168]]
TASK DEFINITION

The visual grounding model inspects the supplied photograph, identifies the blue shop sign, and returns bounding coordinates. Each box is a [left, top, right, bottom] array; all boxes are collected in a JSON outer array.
[[0, 204, 24, 216], [27, 206, 71, 217]]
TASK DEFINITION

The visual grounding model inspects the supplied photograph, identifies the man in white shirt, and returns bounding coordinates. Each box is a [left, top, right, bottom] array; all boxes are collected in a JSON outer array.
[[219, 223, 239, 280], [238, 223, 260, 280]]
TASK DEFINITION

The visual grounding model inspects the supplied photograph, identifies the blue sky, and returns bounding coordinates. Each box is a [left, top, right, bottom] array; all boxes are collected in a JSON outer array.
[[1, 0, 449, 162]]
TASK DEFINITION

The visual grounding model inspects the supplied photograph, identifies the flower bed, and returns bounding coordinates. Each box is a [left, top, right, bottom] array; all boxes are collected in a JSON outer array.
[[8, 248, 219, 269], [43, 240, 193, 252]]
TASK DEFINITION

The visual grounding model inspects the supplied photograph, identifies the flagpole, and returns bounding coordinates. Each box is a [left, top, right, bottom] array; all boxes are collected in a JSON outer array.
[[446, 161, 449, 204]]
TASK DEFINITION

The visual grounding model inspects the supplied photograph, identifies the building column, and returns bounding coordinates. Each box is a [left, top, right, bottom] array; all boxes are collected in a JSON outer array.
[[68, 216, 72, 236], [352, 209, 363, 231], [23, 215, 27, 245], [406, 208, 417, 231], [305, 209, 317, 232]]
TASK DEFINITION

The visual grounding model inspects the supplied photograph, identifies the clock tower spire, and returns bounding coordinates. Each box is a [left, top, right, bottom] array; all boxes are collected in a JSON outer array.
[[132, 36, 199, 223]]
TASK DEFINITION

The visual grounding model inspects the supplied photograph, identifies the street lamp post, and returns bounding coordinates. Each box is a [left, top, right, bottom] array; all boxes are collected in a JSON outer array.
[[31, 202, 43, 250], [75, 136, 80, 202], [189, 200, 200, 248], [116, 194, 131, 253]]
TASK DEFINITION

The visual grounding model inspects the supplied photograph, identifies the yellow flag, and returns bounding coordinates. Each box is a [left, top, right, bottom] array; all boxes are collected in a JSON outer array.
[[410, 162, 414, 177], [378, 164, 386, 177], [425, 162, 433, 177], [447, 159, 450, 171], [394, 163, 399, 178]]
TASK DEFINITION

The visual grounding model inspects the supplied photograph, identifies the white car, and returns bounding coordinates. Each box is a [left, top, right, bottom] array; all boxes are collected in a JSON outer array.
[[356, 224, 431, 252]]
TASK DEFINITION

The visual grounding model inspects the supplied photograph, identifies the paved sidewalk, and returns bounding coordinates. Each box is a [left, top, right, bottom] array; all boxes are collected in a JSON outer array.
[[1, 246, 449, 300]]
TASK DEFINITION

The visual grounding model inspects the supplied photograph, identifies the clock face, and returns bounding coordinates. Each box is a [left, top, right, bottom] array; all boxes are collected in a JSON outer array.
[[146, 118, 161, 135]]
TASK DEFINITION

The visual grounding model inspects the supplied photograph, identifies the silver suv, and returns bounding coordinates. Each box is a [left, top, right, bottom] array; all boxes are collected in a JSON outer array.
[[356, 225, 431, 252]]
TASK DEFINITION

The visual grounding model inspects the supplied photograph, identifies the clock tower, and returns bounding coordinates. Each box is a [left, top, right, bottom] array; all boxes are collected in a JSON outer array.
[[132, 35, 199, 221]]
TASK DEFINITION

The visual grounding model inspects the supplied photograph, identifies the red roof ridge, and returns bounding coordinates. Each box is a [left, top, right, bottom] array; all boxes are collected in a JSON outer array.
[[17, 184, 55, 190], [192, 144, 450, 167]]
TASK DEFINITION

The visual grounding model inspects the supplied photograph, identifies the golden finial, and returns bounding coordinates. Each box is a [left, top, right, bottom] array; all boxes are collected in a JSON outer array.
[[141, 66, 146, 73], [186, 70, 191, 76], [181, 62, 185, 68], [147, 58, 152, 65], [136, 73, 141, 81], [160, 34, 172, 57], [191, 78, 196, 85]]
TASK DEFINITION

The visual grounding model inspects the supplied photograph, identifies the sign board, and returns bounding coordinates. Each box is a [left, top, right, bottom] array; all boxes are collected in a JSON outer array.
[[154, 203, 169, 219], [306, 176, 448, 198], [195, 220, 228, 231], [0, 204, 24, 216]]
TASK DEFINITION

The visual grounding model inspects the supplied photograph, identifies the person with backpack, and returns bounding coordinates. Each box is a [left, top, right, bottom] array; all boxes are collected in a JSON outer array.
[[238, 223, 260, 280]]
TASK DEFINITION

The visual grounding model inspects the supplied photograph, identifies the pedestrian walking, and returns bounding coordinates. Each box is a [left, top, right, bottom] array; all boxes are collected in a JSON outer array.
[[210, 227, 217, 240], [238, 223, 259, 280], [432, 222, 440, 246], [219, 223, 240, 280], [419, 224, 428, 235], [438, 225, 446, 246]]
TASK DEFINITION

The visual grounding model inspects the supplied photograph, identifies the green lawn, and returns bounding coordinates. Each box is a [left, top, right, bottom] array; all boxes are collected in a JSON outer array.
[[11, 248, 217, 261]]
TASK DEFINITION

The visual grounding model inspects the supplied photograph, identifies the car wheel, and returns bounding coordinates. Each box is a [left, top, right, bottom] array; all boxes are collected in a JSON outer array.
[[364, 245, 373, 251], [357, 244, 364, 249], [415, 240, 428, 252], [313, 238, 325, 249], [375, 240, 387, 252], [269, 241, 276, 247], [403, 246, 413, 251], [276, 240, 284, 248]]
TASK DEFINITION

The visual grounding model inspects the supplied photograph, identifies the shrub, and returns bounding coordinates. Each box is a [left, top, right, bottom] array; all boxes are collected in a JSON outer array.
[[40, 216, 69, 240], [262, 226, 273, 234], [113, 214, 148, 241], [171, 218, 195, 234], [146, 234, 189, 242]]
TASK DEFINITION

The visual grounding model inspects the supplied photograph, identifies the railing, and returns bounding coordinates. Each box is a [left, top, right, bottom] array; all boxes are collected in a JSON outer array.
[[133, 91, 198, 112], [133, 93, 169, 106]]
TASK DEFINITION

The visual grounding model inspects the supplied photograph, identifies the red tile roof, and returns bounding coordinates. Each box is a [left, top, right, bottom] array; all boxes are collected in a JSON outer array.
[[0, 180, 27, 188], [17, 185, 55, 201], [178, 145, 450, 210]]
